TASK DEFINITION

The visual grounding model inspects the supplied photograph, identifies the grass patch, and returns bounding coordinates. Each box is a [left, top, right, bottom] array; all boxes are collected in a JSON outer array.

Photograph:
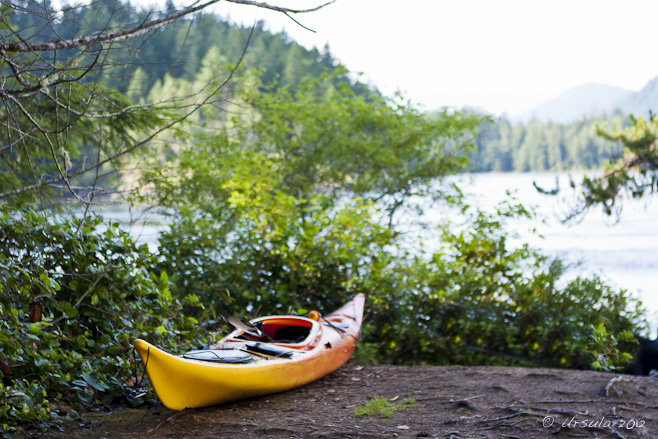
[[354, 396, 418, 418]]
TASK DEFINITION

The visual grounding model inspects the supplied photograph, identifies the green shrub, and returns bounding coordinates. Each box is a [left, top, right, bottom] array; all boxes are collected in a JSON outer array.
[[362, 200, 644, 368], [0, 208, 206, 435], [157, 194, 395, 319]]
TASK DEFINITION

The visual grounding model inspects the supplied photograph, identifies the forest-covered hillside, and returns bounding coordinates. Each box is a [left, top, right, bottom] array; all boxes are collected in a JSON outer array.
[[427, 107, 627, 173], [108, 10, 342, 99], [470, 114, 627, 172], [11, 0, 342, 99]]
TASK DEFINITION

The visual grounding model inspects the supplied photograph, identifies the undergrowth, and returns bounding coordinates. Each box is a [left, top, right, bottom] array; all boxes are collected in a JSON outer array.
[[0, 209, 209, 437]]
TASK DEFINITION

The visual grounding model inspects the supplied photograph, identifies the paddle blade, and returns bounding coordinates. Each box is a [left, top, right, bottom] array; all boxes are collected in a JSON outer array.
[[228, 316, 260, 335]]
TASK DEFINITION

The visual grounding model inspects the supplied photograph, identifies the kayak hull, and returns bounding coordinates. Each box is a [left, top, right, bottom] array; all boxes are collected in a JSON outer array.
[[133, 294, 364, 410]]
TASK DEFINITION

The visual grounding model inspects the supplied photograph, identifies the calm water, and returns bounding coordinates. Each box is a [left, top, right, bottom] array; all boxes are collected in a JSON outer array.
[[98, 172, 658, 325]]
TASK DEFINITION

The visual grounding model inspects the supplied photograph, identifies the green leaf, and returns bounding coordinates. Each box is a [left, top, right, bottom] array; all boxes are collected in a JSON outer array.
[[155, 325, 167, 337], [63, 303, 78, 319], [81, 373, 107, 392], [33, 357, 49, 367]]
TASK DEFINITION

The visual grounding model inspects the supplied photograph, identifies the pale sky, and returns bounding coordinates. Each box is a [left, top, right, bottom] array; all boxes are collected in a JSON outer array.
[[149, 0, 658, 116]]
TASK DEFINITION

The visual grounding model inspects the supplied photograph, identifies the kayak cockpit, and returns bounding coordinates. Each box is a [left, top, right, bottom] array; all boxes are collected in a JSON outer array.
[[257, 316, 320, 345], [187, 316, 322, 364], [224, 316, 321, 349]]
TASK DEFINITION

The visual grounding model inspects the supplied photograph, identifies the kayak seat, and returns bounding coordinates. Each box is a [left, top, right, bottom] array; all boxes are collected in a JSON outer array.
[[237, 316, 320, 348]]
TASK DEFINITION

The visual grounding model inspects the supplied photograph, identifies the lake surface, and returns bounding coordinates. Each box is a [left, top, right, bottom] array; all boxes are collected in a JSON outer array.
[[99, 172, 658, 326]]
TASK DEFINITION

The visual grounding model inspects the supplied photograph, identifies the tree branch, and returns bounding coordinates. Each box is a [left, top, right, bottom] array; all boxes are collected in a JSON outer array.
[[0, 23, 256, 200], [0, 0, 334, 53]]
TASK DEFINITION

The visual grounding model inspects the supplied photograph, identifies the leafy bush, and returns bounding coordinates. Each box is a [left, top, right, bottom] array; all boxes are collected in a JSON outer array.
[[0, 208, 206, 435], [157, 194, 395, 319], [360, 200, 644, 369]]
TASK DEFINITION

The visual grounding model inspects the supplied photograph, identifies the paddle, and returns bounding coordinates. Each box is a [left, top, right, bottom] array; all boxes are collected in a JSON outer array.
[[227, 316, 272, 342]]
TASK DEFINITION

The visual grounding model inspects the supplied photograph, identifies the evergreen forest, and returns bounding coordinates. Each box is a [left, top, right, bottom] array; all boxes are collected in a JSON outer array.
[[469, 114, 627, 172], [11, 0, 341, 96]]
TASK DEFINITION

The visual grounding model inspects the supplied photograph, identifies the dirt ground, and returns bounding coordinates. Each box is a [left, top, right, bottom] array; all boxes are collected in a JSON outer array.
[[25, 365, 658, 439]]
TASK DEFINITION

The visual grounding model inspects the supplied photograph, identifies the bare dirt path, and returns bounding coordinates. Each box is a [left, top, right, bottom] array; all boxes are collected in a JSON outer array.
[[29, 365, 657, 438]]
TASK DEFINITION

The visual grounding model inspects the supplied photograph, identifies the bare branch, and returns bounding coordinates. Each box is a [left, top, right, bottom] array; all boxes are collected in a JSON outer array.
[[224, 0, 335, 14], [0, 0, 334, 53], [0, 23, 256, 200]]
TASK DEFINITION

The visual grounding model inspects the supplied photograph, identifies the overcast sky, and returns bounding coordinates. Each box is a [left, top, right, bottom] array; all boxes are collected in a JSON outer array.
[[147, 0, 658, 116]]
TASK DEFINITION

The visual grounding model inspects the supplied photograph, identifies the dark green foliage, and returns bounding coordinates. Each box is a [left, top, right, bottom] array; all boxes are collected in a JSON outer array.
[[0, 208, 206, 434], [157, 196, 394, 318]]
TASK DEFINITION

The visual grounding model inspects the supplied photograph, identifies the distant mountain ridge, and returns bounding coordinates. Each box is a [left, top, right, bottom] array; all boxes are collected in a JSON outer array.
[[516, 76, 658, 124], [616, 76, 658, 117]]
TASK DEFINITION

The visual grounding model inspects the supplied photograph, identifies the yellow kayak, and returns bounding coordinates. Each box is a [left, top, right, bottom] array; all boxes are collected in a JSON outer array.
[[133, 293, 365, 410]]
